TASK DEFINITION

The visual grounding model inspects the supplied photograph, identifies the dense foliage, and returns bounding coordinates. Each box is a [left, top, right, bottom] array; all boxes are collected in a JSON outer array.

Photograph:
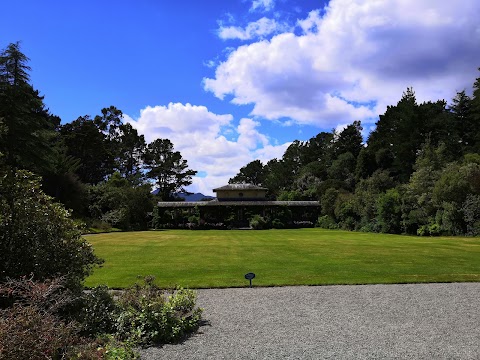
[[115, 276, 202, 346], [231, 85, 480, 236], [0, 277, 202, 359], [0, 42, 203, 358], [0, 170, 102, 289], [0, 42, 197, 232]]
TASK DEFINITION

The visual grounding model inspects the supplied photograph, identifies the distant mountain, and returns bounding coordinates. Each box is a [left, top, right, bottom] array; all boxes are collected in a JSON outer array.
[[177, 192, 214, 201], [151, 189, 214, 202]]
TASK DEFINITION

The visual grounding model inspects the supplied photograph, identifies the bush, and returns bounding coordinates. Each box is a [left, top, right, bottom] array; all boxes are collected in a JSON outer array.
[[272, 218, 285, 229], [79, 286, 118, 336], [1, 275, 202, 355], [0, 170, 102, 290], [58, 334, 138, 360], [249, 214, 268, 230], [417, 223, 441, 236], [316, 215, 338, 229], [0, 303, 81, 360], [0, 277, 99, 360], [115, 276, 202, 346]]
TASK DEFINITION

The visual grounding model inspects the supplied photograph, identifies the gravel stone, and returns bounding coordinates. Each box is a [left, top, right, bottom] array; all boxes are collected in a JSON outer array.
[[139, 283, 480, 359]]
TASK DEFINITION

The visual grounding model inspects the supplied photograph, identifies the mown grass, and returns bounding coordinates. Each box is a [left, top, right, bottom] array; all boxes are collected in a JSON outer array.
[[84, 229, 480, 288]]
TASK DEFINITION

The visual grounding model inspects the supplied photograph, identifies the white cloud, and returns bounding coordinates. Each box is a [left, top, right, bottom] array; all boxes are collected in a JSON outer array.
[[251, 0, 275, 12], [205, 0, 480, 129], [218, 17, 288, 41], [126, 103, 288, 195]]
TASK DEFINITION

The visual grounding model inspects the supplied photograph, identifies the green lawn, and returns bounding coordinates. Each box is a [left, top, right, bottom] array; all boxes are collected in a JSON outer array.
[[84, 229, 480, 288]]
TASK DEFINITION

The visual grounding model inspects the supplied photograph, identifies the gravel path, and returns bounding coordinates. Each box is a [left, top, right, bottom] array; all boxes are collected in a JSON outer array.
[[140, 283, 480, 359]]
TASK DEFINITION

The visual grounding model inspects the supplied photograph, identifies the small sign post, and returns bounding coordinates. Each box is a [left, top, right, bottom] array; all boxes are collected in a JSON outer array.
[[244, 272, 255, 287]]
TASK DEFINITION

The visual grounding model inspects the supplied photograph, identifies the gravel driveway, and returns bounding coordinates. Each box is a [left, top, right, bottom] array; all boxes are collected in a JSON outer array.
[[140, 283, 480, 359]]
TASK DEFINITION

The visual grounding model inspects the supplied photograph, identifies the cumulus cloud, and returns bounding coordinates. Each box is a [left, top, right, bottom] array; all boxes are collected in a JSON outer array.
[[126, 103, 288, 195], [251, 0, 275, 12], [205, 0, 480, 128], [218, 17, 288, 41]]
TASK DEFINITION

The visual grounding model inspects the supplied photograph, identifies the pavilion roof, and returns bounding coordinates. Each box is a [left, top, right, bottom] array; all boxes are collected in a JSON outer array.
[[157, 200, 320, 207], [212, 184, 267, 192]]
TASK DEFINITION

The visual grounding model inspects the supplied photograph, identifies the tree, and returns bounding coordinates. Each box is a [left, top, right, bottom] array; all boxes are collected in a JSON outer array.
[[301, 132, 334, 164], [229, 159, 265, 185], [284, 140, 306, 174], [115, 123, 146, 181], [88, 172, 153, 230], [467, 70, 480, 153], [367, 88, 419, 181], [41, 145, 88, 216], [334, 120, 363, 158], [60, 115, 115, 184], [0, 170, 102, 289], [0, 42, 55, 173], [327, 152, 356, 190], [353, 170, 395, 228], [93, 106, 147, 180], [144, 139, 196, 201], [376, 188, 403, 234], [262, 158, 292, 198]]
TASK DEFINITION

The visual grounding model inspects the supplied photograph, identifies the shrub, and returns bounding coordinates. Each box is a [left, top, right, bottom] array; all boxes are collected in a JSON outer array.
[[115, 276, 202, 346], [417, 222, 441, 236], [0, 277, 92, 360], [316, 215, 338, 229], [79, 286, 118, 336], [249, 214, 267, 230], [0, 170, 102, 290], [272, 218, 285, 229], [63, 335, 138, 360], [0, 277, 140, 360], [0, 303, 80, 360]]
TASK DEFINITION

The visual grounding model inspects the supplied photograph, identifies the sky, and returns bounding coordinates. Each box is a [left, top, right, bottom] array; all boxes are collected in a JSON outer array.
[[2, 0, 480, 195]]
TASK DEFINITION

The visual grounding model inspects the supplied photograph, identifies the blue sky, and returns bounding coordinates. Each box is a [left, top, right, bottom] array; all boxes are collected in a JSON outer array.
[[3, 0, 480, 195]]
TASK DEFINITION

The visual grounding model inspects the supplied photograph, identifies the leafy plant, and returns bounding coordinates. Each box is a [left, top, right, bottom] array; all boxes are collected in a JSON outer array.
[[0, 170, 103, 290], [115, 276, 202, 346], [249, 214, 267, 230], [0, 303, 80, 360], [79, 286, 118, 336]]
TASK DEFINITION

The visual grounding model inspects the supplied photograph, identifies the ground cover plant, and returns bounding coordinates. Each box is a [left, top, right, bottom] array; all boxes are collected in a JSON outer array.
[[0, 276, 202, 359], [85, 229, 480, 288]]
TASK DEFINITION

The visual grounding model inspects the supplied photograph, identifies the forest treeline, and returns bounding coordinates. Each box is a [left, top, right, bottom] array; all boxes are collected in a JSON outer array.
[[2, 41, 480, 235], [0, 42, 196, 231], [229, 87, 480, 236]]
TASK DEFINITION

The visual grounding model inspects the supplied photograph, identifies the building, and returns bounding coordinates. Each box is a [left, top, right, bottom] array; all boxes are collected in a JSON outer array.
[[155, 184, 320, 229], [213, 184, 267, 201]]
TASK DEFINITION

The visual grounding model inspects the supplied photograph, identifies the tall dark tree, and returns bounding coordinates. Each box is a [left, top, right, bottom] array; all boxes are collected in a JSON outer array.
[[262, 158, 292, 198], [94, 105, 123, 139], [468, 70, 480, 152], [450, 90, 472, 148], [368, 88, 419, 181], [0, 42, 55, 173], [334, 120, 363, 159], [301, 131, 334, 165], [229, 159, 265, 185], [144, 139, 196, 201], [281, 140, 304, 186], [60, 116, 115, 184], [115, 123, 146, 181]]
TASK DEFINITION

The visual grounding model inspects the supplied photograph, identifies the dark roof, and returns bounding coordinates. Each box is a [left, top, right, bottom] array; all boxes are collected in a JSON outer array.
[[213, 184, 267, 192], [157, 200, 320, 207]]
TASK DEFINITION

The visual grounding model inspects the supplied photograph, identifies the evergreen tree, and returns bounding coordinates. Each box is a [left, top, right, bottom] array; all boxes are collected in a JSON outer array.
[[144, 139, 196, 201], [334, 120, 363, 159], [229, 159, 265, 185], [0, 42, 55, 173], [60, 115, 115, 184]]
